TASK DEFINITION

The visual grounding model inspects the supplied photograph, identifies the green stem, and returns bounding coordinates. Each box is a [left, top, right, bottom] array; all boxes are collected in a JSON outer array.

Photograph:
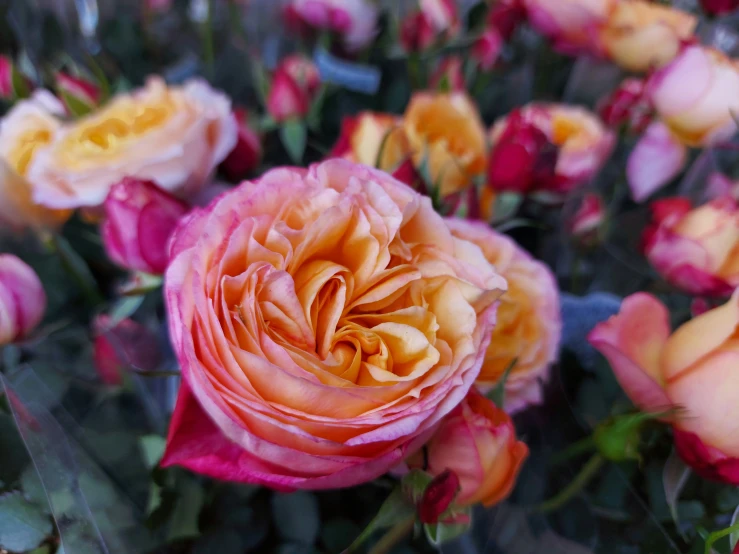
[[705, 519, 739, 554], [550, 437, 596, 466], [534, 454, 605, 514], [368, 515, 415, 554]]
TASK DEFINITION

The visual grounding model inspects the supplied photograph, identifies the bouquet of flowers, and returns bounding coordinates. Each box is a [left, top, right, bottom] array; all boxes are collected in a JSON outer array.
[[0, 0, 739, 552]]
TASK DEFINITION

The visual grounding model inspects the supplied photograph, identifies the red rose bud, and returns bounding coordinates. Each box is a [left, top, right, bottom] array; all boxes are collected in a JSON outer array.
[[418, 469, 461, 524], [102, 178, 189, 275], [487, 0, 526, 41], [392, 159, 421, 189], [281, 55, 321, 97], [221, 109, 262, 180], [0, 56, 13, 99], [569, 193, 605, 243], [700, 0, 738, 15], [430, 57, 465, 92], [266, 55, 320, 122], [93, 315, 162, 385], [472, 28, 504, 71], [487, 110, 558, 193], [400, 11, 438, 52], [56, 71, 101, 109], [597, 78, 652, 134]]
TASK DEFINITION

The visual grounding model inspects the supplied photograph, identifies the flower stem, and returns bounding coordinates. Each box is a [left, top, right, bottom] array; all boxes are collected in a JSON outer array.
[[550, 437, 596, 466], [534, 454, 605, 514], [704, 519, 739, 554], [367, 515, 416, 554]]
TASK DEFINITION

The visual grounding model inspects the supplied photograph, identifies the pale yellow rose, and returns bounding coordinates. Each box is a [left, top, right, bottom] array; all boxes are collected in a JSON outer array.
[[28, 77, 237, 209], [330, 112, 412, 173]]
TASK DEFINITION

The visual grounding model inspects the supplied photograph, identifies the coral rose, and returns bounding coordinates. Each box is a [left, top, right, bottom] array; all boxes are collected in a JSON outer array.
[[403, 92, 486, 197], [643, 197, 739, 297], [28, 77, 236, 209], [489, 103, 615, 195], [589, 292, 739, 485], [647, 45, 739, 147], [161, 159, 507, 490], [407, 388, 528, 506], [601, 1, 697, 73], [0, 254, 46, 345], [446, 220, 561, 412], [0, 91, 70, 230]]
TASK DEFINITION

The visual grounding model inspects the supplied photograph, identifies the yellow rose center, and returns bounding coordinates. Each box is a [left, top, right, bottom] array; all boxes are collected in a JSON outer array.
[[9, 129, 52, 176], [551, 115, 582, 146]]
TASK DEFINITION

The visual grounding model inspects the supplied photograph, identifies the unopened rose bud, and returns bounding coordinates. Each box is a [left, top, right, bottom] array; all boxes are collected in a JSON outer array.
[[418, 469, 461, 524], [220, 109, 262, 181], [0, 56, 13, 99], [0, 254, 45, 344], [102, 178, 189, 275], [594, 413, 652, 462], [56, 71, 101, 111], [266, 55, 320, 122], [569, 193, 605, 246], [400, 10, 439, 52], [597, 78, 652, 134], [430, 57, 465, 92], [472, 28, 504, 71]]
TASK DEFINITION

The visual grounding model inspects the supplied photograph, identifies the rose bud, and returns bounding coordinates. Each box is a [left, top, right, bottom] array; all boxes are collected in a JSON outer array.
[[445, 220, 561, 412], [284, 0, 379, 51], [0, 56, 13, 99], [55, 71, 101, 110], [642, 196, 739, 297], [589, 291, 739, 485], [647, 45, 739, 147], [407, 389, 529, 507], [430, 57, 465, 91], [568, 193, 605, 245], [488, 0, 527, 41], [0, 254, 45, 344], [597, 78, 652, 134], [472, 28, 504, 71], [400, 11, 438, 52], [102, 178, 189, 275], [489, 104, 615, 195], [266, 55, 320, 122], [523, 0, 617, 54], [220, 109, 262, 181], [700, 0, 739, 16], [93, 315, 162, 385], [418, 470, 461, 524], [601, 1, 697, 73], [420, 0, 459, 36]]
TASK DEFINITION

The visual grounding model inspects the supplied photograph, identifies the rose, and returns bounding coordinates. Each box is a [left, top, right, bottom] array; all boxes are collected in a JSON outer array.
[[472, 29, 504, 71], [0, 91, 70, 230], [161, 159, 507, 489], [588, 291, 739, 484], [601, 1, 697, 73], [568, 192, 606, 245], [647, 45, 739, 147], [642, 197, 739, 297], [403, 92, 487, 197], [0, 56, 13, 99], [445, 220, 561, 412], [0, 254, 46, 345], [429, 57, 465, 92], [489, 103, 615, 195], [699, 0, 738, 15], [28, 77, 236, 209], [220, 109, 262, 181], [523, 0, 616, 54], [93, 315, 162, 385], [597, 78, 652, 134], [101, 178, 189, 275], [419, 0, 458, 34], [266, 55, 321, 122], [399, 11, 438, 52], [488, 0, 527, 41], [284, 0, 378, 51], [55, 71, 101, 110], [407, 388, 528, 506]]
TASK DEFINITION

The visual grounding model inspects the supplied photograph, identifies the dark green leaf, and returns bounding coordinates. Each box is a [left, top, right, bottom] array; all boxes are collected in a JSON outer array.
[[167, 478, 205, 541], [11, 65, 30, 99], [280, 120, 307, 164], [251, 60, 271, 107], [271, 491, 320, 545], [20, 466, 49, 509], [0, 493, 53, 552], [139, 435, 166, 470], [345, 487, 415, 553], [193, 530, 244, 554], [489, 358, 517, 408], [0, 414, 29, 484], [50, 234, 103, 305], [321, 518, 361, 552]]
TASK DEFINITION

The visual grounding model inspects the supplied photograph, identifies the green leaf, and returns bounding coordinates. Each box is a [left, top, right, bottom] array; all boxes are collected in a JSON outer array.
[[0, 414, 29, 484], [489, 358, 517, 408], [401, 468, 433, 504], [105, 295, 144, 328], [139, 435, 166, 470], [0, 493, 53, 552], [167, 477, 205, 542], [193, 530, 244, 554], [320, 518, 361, 552], [20, 466, 49, 509], [306, 85, 329, 131], [663, 449, 691, 528], [271, 491, 320, 545], [50, 234, 103, 305], [730, 505, 739, 551], [58, 89, 94, 118], [11, 65, 30, 99], [280, 120, 307, 164], [490, 192, 523, 224], [251, 60, 271, 107], [424, 516, 470, 546], [345, 487, 415, 553]]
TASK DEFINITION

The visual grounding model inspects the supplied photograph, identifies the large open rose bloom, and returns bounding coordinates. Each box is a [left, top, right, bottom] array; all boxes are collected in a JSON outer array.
[[28, 77, 236, 209], [647, 45, 739, 147], [523, 0, 616, 54], [446, 220, 561, 412], [404, 92, 486, 198], [589, 292, 739, 484], [162, 159, 507, 489], [0, 91, 70, 230]]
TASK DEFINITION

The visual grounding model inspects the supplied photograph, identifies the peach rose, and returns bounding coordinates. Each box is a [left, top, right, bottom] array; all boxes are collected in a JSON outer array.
[[407, 388, 528, 507], [329, 112, 413, 174], [161, 159, 507, 490], [589, 292, 739, 484], [404, 92, 487, 197], [647, 45, 739, 147], [0, 91, 70, 230], [523, 0, 617, 54], [601, 1, 696, 73], [643, 197, 739, 297], [489, 103, 615, 195], [28, 77, 237, 209], [446, 220, 561, 412]]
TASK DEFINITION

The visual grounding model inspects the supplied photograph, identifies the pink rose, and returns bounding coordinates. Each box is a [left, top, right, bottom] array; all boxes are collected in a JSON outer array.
[[643, 197, 739, 296], [420, 0, 458, 34], [472, 28, 504, 71], [161, 159, 507, 490], [430, 57, 466, 92], [568, 192, 605, 244], [597, 78, 652, 134], [55, 71, 101, 110], [589, 292, 739, 484], [0, 56, 13, 99], [0, 254, 45, 344], [102, 178, 189, 275], [220, 109, 262, 181], [285, 0, 378, 51], [266, 55, 320, 122]]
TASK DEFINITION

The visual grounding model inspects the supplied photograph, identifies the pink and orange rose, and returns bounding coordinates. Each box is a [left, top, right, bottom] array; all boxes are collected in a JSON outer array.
[[162, 159, 507, 489]]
